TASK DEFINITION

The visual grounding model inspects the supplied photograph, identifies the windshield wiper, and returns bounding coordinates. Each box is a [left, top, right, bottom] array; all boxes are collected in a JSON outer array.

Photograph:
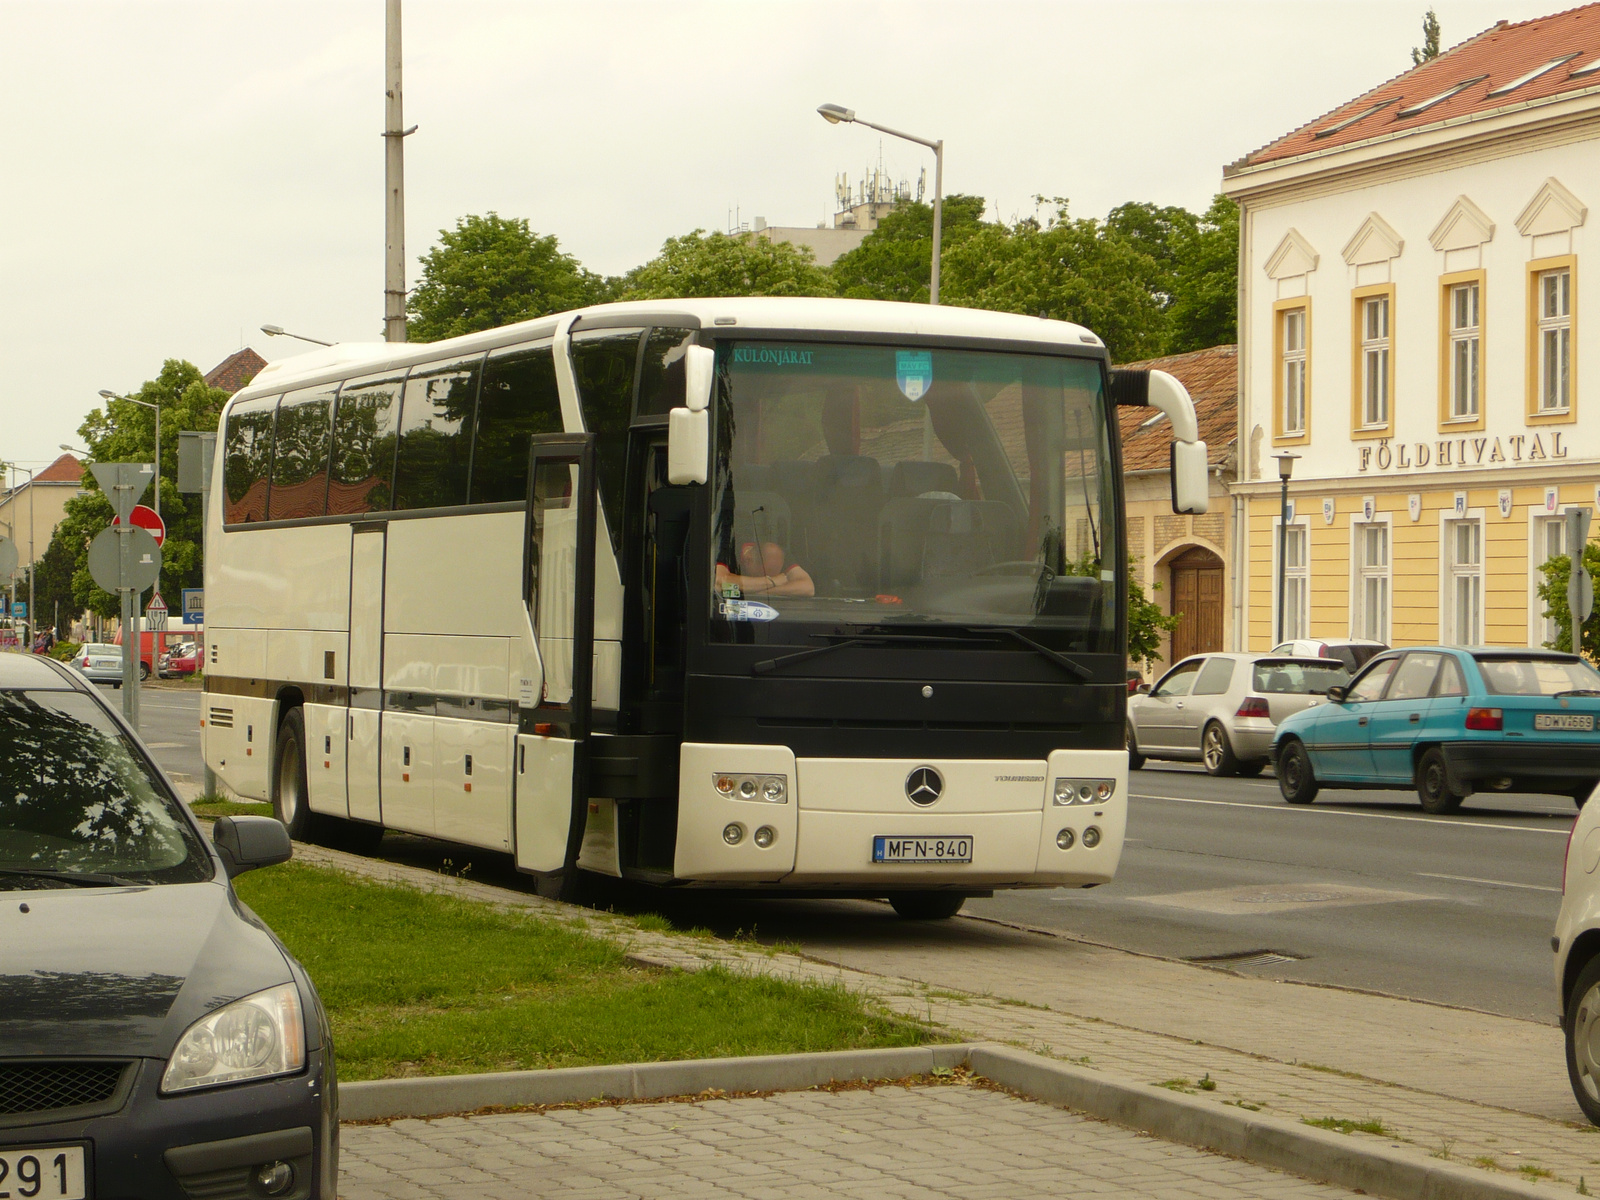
[[1555, 689, 1600, 698], [0, 866, 143, 888], [975, 626, 1094, 682]]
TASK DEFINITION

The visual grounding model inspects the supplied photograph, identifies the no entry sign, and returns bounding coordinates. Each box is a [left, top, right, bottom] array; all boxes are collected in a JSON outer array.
[[112, 504, 166, 546]]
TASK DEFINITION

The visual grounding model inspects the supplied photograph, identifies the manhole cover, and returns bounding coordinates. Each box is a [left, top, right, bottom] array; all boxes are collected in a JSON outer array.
[[1187, 949, 1305, 969]]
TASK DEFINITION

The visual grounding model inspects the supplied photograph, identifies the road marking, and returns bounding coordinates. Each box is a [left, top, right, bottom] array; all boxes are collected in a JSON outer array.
[[144, 742, 182, 748], [1130, 793, 1571, 835], [1416, 872, 1562, 893]]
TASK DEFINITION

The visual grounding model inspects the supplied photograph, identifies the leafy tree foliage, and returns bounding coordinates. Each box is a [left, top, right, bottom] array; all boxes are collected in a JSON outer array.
[[63, 359, 231, 620], [1167, 195, 1239, 354], [30, 531, 79, 638], [830, 195, 988, 304], [408, 214, 609, 342], [1412, 8, 1441, 65], [1537, 546, 1600, 660], [1129, 570, 1182, 668], [621, 230, 835, 300]]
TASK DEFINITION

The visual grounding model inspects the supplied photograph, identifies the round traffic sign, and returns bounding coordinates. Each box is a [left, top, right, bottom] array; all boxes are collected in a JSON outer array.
[[0, 536, 16, 580], [112, 504, 166, 546], [87, 526, 162, 594]]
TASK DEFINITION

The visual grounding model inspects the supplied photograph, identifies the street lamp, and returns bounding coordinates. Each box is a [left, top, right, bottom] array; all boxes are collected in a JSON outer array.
[[59, 444, 90, 457], [816, 102, 944, 305], [261, 323, 334, 347], [1274, 453, 1300, 645]]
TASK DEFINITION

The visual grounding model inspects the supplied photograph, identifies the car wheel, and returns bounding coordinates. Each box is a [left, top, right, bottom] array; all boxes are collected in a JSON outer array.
[[1415, 747, 1463, 815], [138, 662, 150, 682], [1237, 761, 1265, 778], [1567, 955, 1600, 1126], [889, 892, 967, 920], [272, 708, 315, 840], [1126, 722, 1146, 770], [1277, 739, 1319, 804], [1202, 722, 1239, 776]]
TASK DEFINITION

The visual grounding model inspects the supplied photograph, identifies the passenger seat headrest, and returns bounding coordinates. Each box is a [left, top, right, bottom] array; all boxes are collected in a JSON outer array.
[[891, 460, 959, 496]]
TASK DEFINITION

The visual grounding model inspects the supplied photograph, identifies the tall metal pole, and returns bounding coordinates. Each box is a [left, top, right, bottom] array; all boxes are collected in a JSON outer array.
[[383, 0, 409, 343], [1276, 474, 1289, 645], [199, 433, 217, 796], [930, 140, 943, 306]]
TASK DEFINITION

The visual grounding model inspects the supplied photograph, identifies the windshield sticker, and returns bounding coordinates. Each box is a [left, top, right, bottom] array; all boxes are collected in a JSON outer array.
[[720, 598, 779, 622], [896, 350, 933, 401], [731, 346, 814, 367]]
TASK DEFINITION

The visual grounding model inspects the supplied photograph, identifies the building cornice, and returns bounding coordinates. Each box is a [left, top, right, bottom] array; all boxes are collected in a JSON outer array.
[[1230, 458, 1600, 498]]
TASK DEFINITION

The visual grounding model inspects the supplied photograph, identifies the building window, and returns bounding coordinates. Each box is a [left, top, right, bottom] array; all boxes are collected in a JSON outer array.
[[1360, 296, 1389, 427], [1448, 519, 1483, 645], [1539, 267, 1572, 413], [1280, 523, 1309, 641], [1449, 282, 1480, 419], [1355, 522, 1389, 642], [1281, 307, 1307, 436], [1538, 516, 1567, 647]]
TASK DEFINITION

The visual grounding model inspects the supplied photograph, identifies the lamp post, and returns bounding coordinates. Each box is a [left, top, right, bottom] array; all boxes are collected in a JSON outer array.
[[817, 103, 944, 305], [261, 324, 334, 347], [1274, 453, 1300, 645]]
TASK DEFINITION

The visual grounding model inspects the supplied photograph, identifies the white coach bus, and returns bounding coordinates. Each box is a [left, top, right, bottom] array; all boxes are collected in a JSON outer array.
[[202, 298, 1206, 917]]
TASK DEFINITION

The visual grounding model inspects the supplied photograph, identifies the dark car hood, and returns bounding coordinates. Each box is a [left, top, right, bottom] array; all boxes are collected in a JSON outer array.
[[0, 880, 292, 1059]]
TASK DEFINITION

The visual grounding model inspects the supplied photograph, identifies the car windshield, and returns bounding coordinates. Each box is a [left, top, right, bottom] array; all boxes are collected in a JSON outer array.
[[711, 340, 1117, 651], [84, 644, 119, 656], [0, 690, 211, 886], [1252, 660, 1350, 694], [1476, 656, 1600, 697]]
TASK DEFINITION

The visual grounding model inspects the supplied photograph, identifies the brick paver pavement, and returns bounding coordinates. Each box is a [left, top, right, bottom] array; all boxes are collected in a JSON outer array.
[[282, 840, 1599, 1193], [339, 1083, 1368, 1200]]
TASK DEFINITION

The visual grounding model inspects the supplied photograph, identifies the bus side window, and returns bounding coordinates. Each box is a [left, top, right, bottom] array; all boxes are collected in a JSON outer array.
[[471, 343, 562, 504], [268, 383, 336, 520], [571, 327, 644, 552], [636, 327, 696, 416], [329, 373, 406, 516], [223, 394, 281, 525], [394, 356, 484, 511]]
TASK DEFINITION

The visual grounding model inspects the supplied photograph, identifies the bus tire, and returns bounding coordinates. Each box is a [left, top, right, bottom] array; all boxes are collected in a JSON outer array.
[[271, 707, 315, 841], [889, 892, 966, 920]]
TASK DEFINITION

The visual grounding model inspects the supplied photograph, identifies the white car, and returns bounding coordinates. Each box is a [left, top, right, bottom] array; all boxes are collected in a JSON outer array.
[[1270, 638, 1388, 673], [1554, 795, 1600, 1124]]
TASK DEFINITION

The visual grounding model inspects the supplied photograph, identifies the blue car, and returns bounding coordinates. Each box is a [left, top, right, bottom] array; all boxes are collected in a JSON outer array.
[[1271, 647, 1600, 813]]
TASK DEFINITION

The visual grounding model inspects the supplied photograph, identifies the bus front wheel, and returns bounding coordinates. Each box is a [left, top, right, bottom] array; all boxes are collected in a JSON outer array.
[[889, 892, 966, 920]]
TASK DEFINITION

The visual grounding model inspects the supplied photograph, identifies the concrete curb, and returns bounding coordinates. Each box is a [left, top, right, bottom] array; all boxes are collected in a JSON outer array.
[[341, 1043, 1553, 1200]]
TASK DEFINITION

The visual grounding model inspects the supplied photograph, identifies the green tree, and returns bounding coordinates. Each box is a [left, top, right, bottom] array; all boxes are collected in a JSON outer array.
[[620, 230, 835, 300], [830, 195, 988, 304], [1129, 572, 1182, 668], [66, 359, 231, 620], [30, 530, 79, 638], [1537, 546, 1600, 660], [1412, 8, 1441, 65], [408, 213, 608, 342], [1166, 195, 1239, 353]]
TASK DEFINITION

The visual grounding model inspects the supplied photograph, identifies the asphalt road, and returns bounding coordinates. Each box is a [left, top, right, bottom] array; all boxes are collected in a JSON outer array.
[[136, 688, 1572, 1022]]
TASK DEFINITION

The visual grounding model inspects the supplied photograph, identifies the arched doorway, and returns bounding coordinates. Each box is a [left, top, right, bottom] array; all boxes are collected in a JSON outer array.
[[1168, 546, 1224, 660]]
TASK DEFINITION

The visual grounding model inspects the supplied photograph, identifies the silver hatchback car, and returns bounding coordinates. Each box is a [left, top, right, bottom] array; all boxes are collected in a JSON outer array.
[[1128, 653, 1351, 776], [71, 642, 126, 687]]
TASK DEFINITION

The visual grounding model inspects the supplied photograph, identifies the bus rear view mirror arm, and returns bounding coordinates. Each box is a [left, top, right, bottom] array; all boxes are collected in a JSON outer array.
[[1109, 367, 1207, 515]]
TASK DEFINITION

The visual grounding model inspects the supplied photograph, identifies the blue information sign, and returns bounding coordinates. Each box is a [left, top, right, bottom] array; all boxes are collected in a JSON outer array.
[[182, 588, 204, 625]]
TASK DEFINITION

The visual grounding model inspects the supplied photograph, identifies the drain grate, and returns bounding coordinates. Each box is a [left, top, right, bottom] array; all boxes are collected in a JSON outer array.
[[1186, 949, 1305, 969]]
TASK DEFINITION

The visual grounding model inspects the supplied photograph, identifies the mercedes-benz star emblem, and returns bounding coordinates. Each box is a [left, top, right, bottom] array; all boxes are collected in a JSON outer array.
[[905, 766, 944, 806]]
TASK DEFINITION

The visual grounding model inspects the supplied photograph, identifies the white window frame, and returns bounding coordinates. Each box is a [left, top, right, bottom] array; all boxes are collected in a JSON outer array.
[[1539, 267, 1572, 413], [1350, 517, 1391, 643], [1281, 308, 1307, 435], [1275, 517, 1311, 642], [1442, 514, 1485, 646], [1449, 281, 1480, 419], [1360, 296, 1389, 427], [1531, 510, 1570, 648]]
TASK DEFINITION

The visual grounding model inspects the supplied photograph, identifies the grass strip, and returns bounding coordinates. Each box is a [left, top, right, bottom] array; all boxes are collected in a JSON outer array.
[[190, 797, 273, 818], [235, 862, 934, 1081]]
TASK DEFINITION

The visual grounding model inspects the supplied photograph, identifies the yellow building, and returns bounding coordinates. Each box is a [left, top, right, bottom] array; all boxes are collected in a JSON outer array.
[[1222, 6, 1600, 651]]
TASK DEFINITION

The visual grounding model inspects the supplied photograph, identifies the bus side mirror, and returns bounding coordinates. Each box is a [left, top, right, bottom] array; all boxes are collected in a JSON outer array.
[[1171, 439, 1209, 514], [667, 408, 708, 485]]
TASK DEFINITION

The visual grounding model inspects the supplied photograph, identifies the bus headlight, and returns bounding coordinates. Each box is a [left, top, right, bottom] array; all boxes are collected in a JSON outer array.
[[161, 983, 304, 1093], [754, 825, 776, 848], [711, 773, 788, 803], [1082, 826, 1102, 848], [1054, 778, 1114, 805], [1056, 828, 1075, 850], [723, 823, 745, 845]]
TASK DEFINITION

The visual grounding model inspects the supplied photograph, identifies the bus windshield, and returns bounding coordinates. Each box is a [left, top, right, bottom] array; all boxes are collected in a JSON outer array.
[[711, 340, 1116, 650]]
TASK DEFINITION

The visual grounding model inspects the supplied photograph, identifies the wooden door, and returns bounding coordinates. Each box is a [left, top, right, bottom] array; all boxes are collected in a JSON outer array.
[[1171, 569, 1199, 660], [1169, 547, 1225, 660]]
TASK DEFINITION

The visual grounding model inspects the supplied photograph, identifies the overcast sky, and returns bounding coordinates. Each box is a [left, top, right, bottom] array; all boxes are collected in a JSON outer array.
[[0, 0, 1564, 476]]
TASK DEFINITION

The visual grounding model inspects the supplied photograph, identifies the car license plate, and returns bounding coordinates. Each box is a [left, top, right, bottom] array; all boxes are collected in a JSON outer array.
[[1537, 713, 1595, 731], [0, 1145, 87, 1200], [873, 836, 973, 864]]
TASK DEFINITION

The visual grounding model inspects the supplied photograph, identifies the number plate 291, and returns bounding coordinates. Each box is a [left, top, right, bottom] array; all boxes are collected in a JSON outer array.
[[873, 836, 973, 864], [0, 1145, 87, 1200]]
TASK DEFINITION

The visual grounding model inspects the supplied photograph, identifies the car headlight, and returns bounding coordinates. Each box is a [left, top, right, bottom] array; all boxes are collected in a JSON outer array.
[[161, 983, 305, 1094]]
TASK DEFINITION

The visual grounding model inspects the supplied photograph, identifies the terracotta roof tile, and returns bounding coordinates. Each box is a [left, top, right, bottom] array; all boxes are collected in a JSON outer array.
[[1232, 4, 1600, 170], [30, 453, 83, 485], [204, 347, 267, 395], [1116, 345, 1237, 473]]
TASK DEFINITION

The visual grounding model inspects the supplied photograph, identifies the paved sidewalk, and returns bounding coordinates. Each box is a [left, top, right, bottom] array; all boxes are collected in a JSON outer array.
[[283, 840, 1598, 1193], [341, 1082, 1365, 1200]]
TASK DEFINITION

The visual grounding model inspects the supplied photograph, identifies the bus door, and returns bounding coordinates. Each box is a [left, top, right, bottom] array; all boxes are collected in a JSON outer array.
[[346, 523, 385, 824], [514, 435, 597, 890]]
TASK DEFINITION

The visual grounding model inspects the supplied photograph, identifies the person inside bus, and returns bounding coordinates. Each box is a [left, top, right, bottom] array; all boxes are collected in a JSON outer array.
[[716, 540, 815, 598]]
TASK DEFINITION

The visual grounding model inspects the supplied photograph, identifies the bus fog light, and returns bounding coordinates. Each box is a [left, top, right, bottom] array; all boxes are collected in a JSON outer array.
[[754, 825, 776, 848], [1056, 828, 1075, 850], [1082, 825, 1102, 848], [723, 823, 744, 845], [715, 776, 736, 796], [254, 1161, 295, 1196]]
